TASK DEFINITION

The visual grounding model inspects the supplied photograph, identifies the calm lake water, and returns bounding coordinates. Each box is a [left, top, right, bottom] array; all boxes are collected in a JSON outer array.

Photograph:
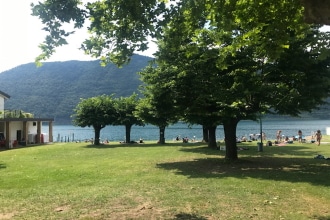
[[45, 119, 330, 142]]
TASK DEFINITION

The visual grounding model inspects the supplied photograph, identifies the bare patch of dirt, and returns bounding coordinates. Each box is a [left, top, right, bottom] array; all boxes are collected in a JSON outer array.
[[0, 212, 16, 220], [54, 205, 71, 213], [78, 200, 169, 220]]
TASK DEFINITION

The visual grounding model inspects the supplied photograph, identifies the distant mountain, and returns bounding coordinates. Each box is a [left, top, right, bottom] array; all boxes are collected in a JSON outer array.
[[0, 55, 152, 124], [1, 54, 329, 124]]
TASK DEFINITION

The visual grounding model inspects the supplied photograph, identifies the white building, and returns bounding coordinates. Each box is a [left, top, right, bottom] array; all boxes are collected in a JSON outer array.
[[0, 90, 54, 148]]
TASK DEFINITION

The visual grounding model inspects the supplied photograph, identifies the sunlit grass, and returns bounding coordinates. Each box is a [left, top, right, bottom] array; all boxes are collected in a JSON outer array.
[[0, 137, 329, 219]]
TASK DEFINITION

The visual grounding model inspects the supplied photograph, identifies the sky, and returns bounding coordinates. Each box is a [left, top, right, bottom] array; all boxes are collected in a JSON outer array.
[[0, 0, 157, 73]]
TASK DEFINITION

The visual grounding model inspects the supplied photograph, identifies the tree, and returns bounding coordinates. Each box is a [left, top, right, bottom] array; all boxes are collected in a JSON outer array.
[[31, 0, 166, 66], [136, 66, 179, 144], [154, 5, 330, 159], [72, 95, 117, 145], [156, 36, 225, 149], [154, 16, 262, 156], [31, 0, 317, 66], [113, 93, 144, 143], [221, 27, 330, 159], [302, 0, 330, 24]]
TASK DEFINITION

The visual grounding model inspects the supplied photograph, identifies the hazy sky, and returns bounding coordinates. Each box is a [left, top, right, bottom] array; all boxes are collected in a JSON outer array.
[[0, 0, 156, 73]]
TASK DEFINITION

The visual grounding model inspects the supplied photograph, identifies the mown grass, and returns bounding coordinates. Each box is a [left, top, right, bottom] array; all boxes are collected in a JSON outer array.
[[0, 137, 330, 220]]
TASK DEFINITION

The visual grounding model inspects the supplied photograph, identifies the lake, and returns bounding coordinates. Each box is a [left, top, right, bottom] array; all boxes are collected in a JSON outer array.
[[45, 119, 330, 143]]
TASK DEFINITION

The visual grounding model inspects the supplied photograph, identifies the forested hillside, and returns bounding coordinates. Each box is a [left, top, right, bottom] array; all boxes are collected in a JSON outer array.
[[0, 55, 152, 124], [0, 54, 329, 124]]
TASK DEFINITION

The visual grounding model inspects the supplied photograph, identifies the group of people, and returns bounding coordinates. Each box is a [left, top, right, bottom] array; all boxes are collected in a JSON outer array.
[[276, 129, 322, 146], [243, 133, 266, 142], [175, 135, 197, 143]]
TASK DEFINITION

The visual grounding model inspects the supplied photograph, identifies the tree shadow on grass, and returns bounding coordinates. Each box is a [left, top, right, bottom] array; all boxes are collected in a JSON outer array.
[[83, 142, 205, 149], [0, 163, 6, 169], [313, 215, 330, 220], [174, 212, 208, 220], [156, 156, 330, 187], [0, 143, 59, 153], [180, 143, 328, 158]]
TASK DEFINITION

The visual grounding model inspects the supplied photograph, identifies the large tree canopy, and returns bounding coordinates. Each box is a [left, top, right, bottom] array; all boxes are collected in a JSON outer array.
[[31, 0, 166, 66], [31, 0, 324, 66], [153, 3, 330, 159]]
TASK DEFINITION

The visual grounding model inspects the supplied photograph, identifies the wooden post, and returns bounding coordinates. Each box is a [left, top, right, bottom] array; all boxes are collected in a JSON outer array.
[[36, 121, 41, 143], [23, 121, 28, 146], [5, 121, 10, 148], [49, 121, 53, 142]]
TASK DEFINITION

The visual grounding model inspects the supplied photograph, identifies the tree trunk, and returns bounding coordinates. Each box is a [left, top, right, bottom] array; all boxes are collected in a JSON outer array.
[[302, 0, 330, 25], [207, 126, 217, 148], [223, 118, 240, 160], [125, 124, 132, 143], [93, 126, 101, 145], [202, 125, 209, 142], [159, 126, 166, 144]]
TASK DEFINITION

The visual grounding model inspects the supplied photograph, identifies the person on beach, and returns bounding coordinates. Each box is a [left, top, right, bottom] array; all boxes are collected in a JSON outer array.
[[276, 130, 282, 142], [298, 130, 303, 143], [315, 130, 322, 146]]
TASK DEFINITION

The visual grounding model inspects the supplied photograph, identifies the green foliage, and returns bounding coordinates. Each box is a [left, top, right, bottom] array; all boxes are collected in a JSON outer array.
[[137, 66, 179, 127], [113, 93, 144, 143], [113, 93, 144, 127], [225, 0, 307, 59], [72, 94, 116, 127], [266, 28, 330, 115], [152, 3, 330, 159], [72, 94, 118, 144], [31, 0, 166, 66], [83, 0, 167, 66], [72, 93, 145, 144], [31, 0, 312, 67], [31, 0, 86, 65], [2, 110, 34, 118], [137, 66, 179, 143]]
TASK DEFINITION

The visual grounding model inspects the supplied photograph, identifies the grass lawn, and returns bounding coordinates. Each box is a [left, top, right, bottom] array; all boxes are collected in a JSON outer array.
[[0, 136, 330, 220]]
